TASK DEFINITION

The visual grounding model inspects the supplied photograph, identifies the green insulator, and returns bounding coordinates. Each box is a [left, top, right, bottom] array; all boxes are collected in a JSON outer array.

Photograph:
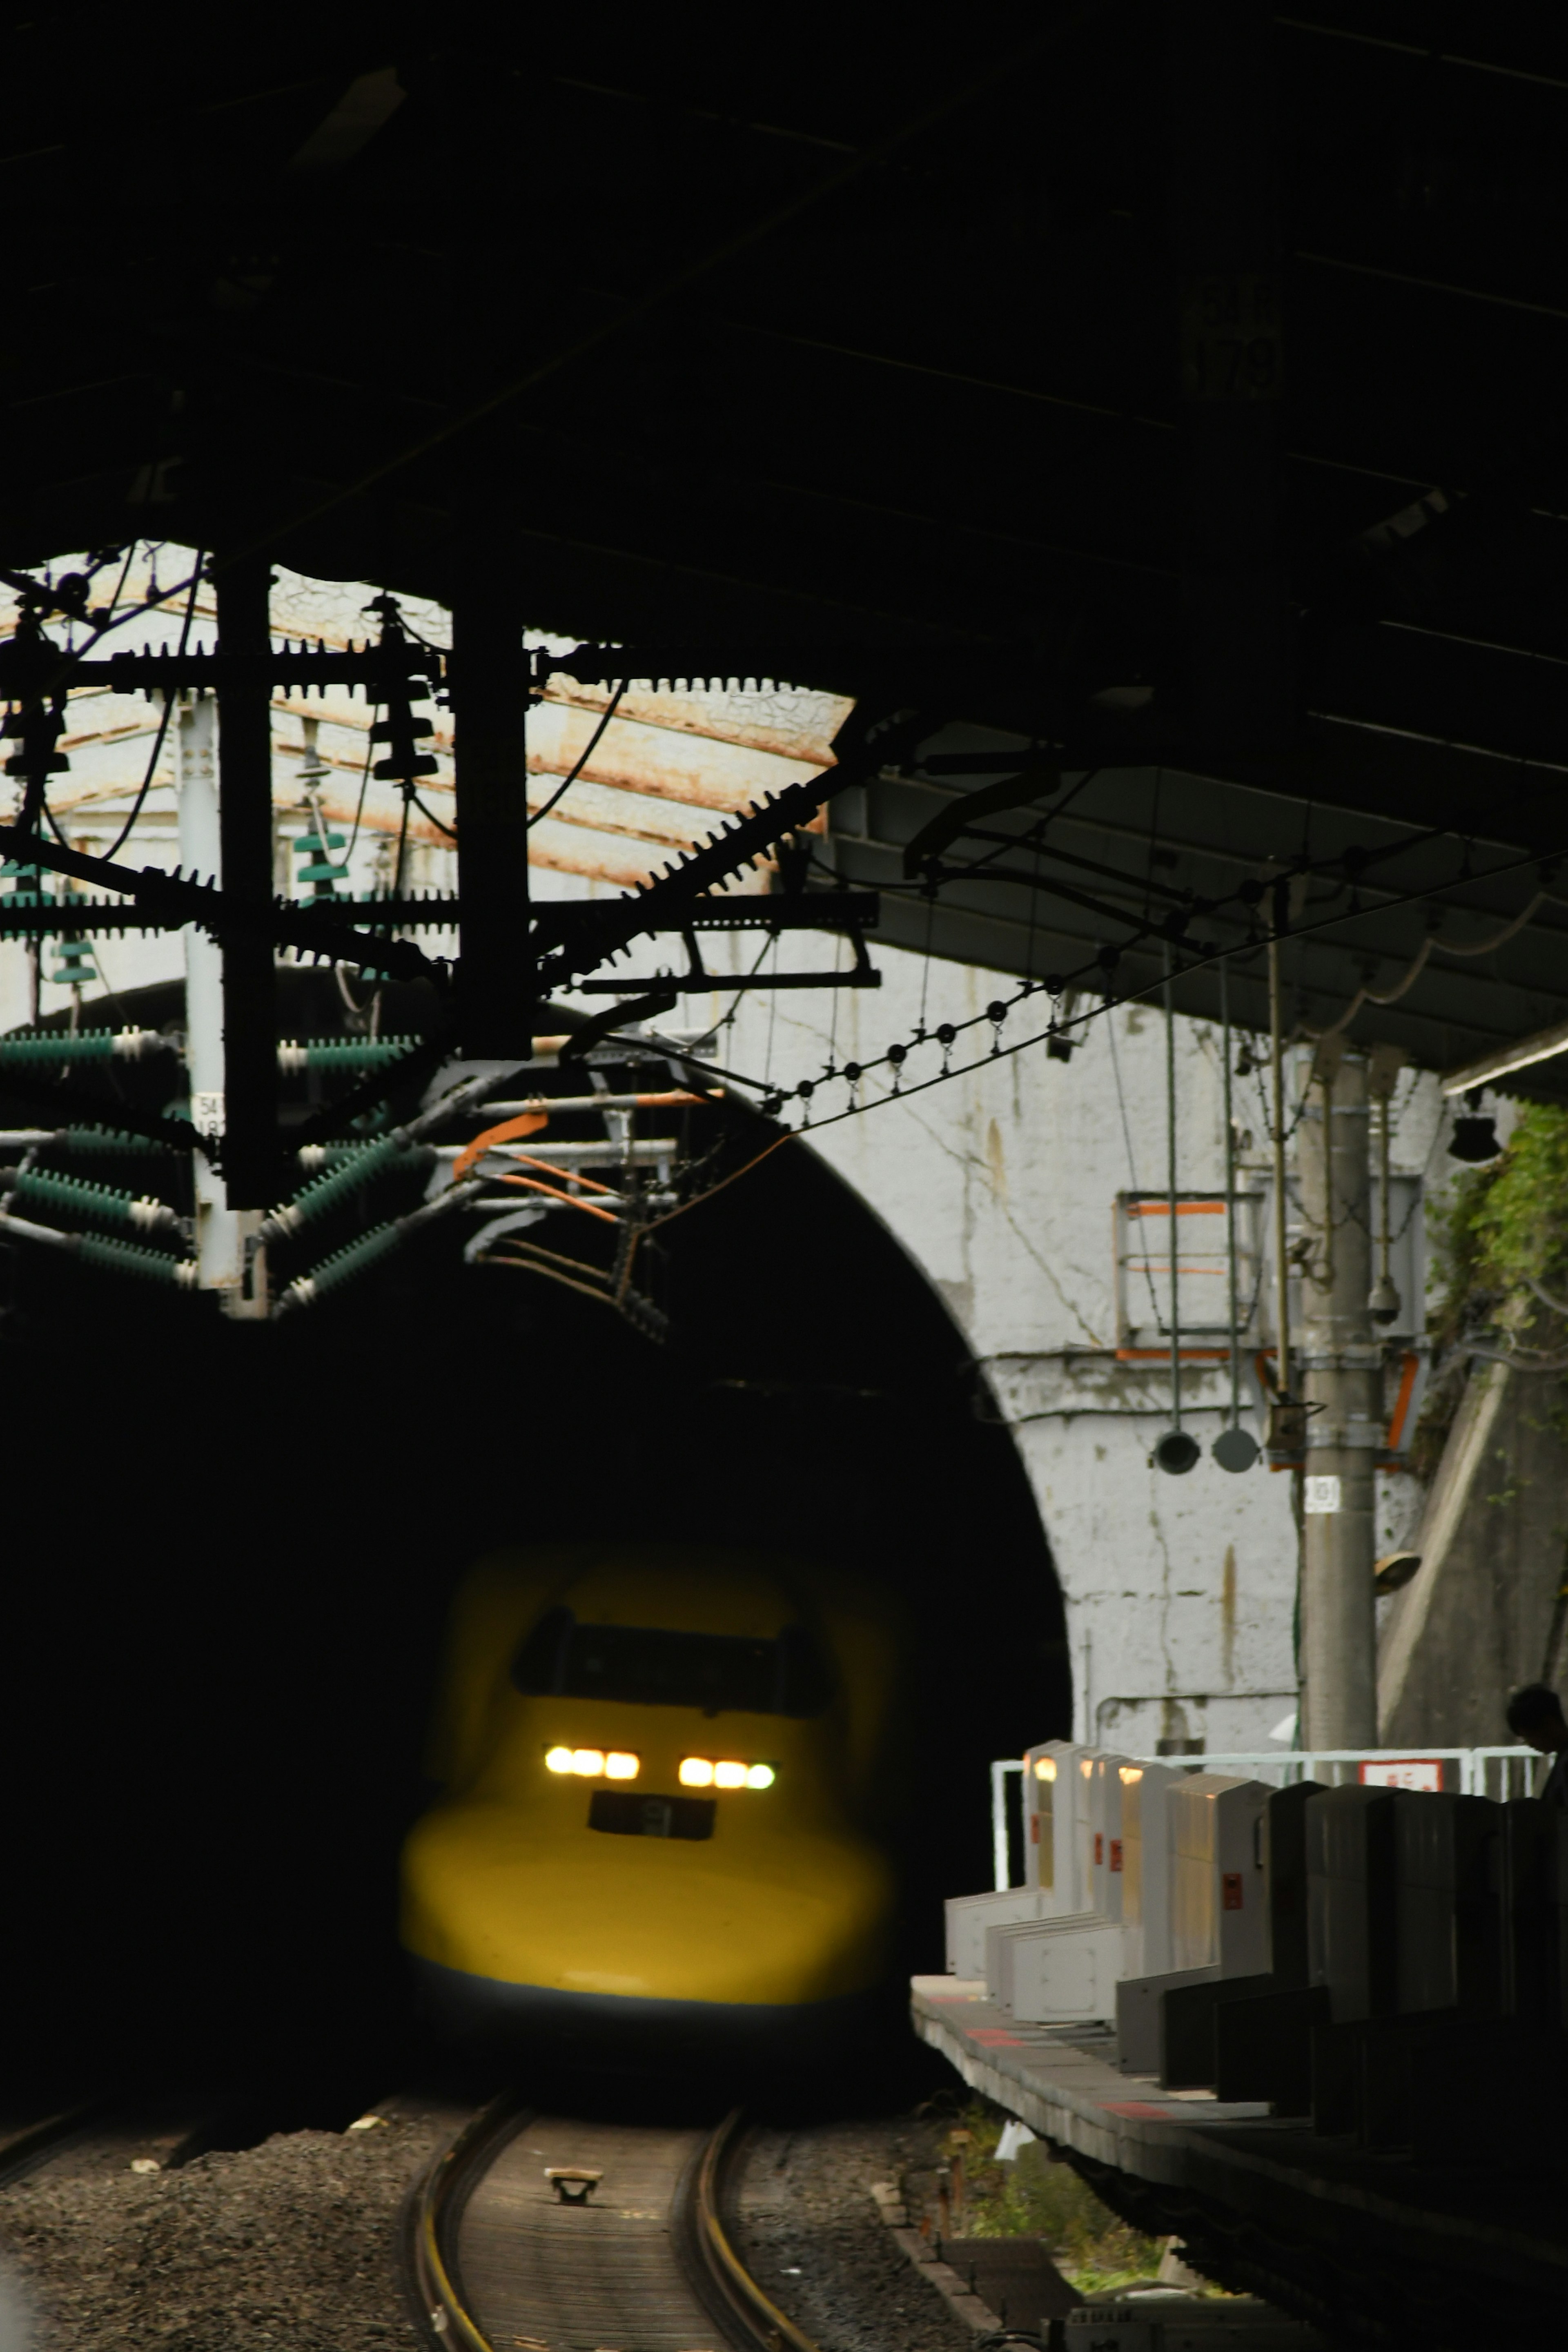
[[266, 1132, 413, 1238], [294, 830, 348, 894], [293, 1221, 403, 1303], [57, 1127, 178, 1156], [50, 939, 95, 987], [77, 1233, 196, 1288], [277, 1036, 422, 1074], [0, 1029, 119, 1064], [1, 860, 50, 908], [10, 1165, 176, 1237]]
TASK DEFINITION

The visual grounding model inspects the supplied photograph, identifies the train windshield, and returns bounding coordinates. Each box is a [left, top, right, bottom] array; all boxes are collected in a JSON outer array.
[[513, 1609, 831, 1717]]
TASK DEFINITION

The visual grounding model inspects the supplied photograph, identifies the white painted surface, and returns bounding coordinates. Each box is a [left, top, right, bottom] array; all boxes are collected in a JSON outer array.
[[704, 938, 1455, 1753]]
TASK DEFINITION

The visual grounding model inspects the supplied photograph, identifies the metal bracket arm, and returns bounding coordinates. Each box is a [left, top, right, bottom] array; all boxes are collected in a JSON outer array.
[[0, 826, 439, 982]]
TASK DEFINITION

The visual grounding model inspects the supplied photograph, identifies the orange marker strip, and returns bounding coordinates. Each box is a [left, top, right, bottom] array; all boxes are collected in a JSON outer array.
[[452, 1111, 548, 1182]]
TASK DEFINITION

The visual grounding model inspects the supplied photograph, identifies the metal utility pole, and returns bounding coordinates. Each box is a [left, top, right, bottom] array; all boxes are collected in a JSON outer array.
[[214, 558, 281, 1208], [1267, 908, 1291, 1406], [452, 565, 533, 1055], [178, 693, 267, 1317], [1298, 1045, 1379, 1747]]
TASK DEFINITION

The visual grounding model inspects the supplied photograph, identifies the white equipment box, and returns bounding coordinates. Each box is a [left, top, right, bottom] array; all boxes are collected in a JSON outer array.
[[1120, 1761, 1179, 1979], [944, 1886, 1051, 1979], [1087, 1750, 1132, 1923], [1168, 1773, 1270, 1977], [1023, 1739, 1086, 1909], [988, 1915, 1125, 2023]]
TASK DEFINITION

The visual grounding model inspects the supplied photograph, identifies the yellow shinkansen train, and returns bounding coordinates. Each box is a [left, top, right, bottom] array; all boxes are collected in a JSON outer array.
[[399, 1545, 904, 2051]]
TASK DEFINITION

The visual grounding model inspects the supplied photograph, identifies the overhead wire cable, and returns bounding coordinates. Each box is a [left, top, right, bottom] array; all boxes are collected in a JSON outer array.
[[490, 1233, 614, 1285], [40, 539, 143, 847], [1163, 941, 1182, 1436], [1106, 996, 1164, 1331], [105, 555, 205, 859], [494, 1172, 619, 1223], [1220, 956, 1243, 1436], [409, 788, 457, 840], [486, 1256, 626, 1311], [344, 724, 376, 861], [754, 835, 1568, 1146], [527, 682, 627, 831]]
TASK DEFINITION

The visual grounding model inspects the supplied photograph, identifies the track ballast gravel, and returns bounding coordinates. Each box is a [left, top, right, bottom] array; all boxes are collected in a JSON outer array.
[[0, 2111, 452, 2351], [731, 2117, 975, 2352]]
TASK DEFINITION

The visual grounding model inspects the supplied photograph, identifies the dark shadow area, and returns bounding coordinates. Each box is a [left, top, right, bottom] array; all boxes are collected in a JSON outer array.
[[0, 981, 1068, 2103]]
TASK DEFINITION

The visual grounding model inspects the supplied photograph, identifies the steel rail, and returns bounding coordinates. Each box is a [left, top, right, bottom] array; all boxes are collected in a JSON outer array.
[[403, 2091, 529, 2352], [689, 2109, 823, 2352], [0, 2100, 116, 2188], [403, 2099, 822, 2352]]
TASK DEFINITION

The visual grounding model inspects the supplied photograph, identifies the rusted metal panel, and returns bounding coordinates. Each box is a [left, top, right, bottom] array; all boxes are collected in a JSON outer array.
[[0, 551, 842, 1025]]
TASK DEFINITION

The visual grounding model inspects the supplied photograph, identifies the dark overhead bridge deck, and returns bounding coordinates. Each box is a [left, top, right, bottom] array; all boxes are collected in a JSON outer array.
[[4, 3, 1567, 1093]]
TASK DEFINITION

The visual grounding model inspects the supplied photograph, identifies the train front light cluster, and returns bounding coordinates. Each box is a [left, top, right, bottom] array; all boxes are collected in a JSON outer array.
[[545, 1747, 640, 1779], [679, 1757, 775, 1791]]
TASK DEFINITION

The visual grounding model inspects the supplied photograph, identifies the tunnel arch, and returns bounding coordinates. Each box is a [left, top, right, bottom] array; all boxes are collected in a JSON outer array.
[[0, 1046, 1067, 2087]]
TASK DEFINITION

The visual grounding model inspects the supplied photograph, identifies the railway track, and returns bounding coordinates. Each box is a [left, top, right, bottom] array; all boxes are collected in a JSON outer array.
[[0, 2104, 113, 2189], [405, 2099, 820, 2352]]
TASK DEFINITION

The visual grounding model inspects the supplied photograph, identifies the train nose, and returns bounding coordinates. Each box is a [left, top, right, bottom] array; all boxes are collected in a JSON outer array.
[[400, 1801, 894, 2009]]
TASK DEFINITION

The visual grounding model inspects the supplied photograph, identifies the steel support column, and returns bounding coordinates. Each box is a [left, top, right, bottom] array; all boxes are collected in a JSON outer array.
[[178, 692, 268, 1315], [452, 562, 532, 1053], [214, 559, 280, 1207], [1298, 1048, 1379, 1748]]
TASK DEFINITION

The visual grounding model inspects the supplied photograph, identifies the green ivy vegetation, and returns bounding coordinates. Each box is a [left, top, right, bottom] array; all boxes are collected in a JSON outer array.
[[1433, 1103, 1568, 1340], [955, 2100, 1167, 2296], [1419, 1102, 1568, 1474]]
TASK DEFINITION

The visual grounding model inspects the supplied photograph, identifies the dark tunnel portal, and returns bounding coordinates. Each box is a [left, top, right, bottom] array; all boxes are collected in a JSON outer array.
[[0, 1118, 1068, 2092]]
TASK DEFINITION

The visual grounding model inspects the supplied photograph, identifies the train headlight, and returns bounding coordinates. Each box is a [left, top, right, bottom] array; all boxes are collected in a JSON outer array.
[[546, 1746, 635, 1778], [680, 1757, 776, 1790]]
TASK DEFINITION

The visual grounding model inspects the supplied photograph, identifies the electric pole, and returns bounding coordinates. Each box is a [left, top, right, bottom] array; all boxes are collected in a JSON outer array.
[[1298, 1043, 1379, 1747]]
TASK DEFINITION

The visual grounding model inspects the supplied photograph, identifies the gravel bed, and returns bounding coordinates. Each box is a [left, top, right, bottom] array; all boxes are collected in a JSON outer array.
[[731, 2117, 976, 2352], [0, 2109, 453, 2350]]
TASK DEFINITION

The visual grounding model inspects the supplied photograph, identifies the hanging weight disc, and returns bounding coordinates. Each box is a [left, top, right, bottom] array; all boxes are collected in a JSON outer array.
[[1154, 1429, 1201, 1475]]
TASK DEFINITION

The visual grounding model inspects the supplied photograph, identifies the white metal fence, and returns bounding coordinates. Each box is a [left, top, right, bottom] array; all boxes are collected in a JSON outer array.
[[988, 1746, 1543, 1890]]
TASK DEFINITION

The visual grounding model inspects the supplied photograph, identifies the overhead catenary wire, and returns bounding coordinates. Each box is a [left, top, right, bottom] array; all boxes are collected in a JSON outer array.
[[762, 842, 1502, 1117], [751, 834, 1567, 1155], [623, 833, 1565, 1254]]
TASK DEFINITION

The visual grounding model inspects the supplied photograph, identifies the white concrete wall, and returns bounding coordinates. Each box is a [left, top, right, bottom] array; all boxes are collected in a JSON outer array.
[[703, 936, 1452, 1755]]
